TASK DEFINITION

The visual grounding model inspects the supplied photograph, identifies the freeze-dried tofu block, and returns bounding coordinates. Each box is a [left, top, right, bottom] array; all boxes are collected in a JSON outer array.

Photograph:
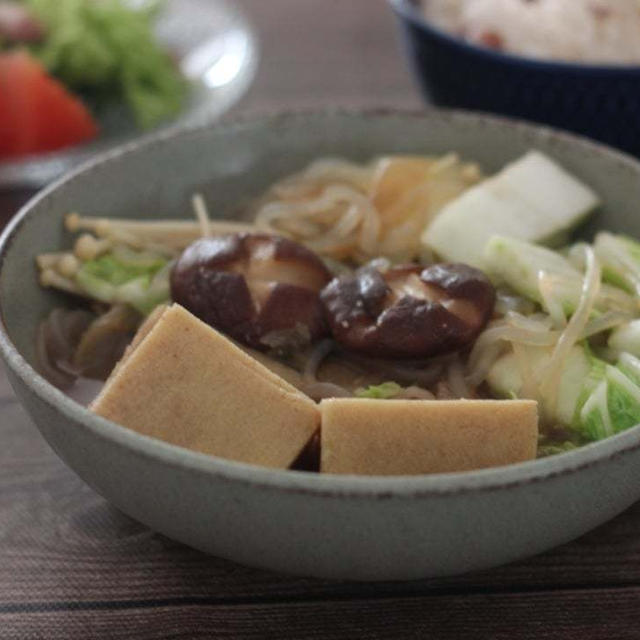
[[92, 304, 319, 469], [320, 398, 538, 475]]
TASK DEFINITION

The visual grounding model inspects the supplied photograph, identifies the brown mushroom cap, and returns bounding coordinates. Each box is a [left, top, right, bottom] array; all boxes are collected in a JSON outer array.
[[170, 233, 332, 349], [320, 263, 495, 358]]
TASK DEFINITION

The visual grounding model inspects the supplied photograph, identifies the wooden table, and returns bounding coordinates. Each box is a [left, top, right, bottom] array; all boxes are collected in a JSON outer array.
[[2, 1, 640, 637]]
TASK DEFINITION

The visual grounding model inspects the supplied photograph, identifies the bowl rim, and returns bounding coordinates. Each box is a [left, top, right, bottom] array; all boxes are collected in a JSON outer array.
[[389, 0, 640, 74], [3, 106, 640, 499]]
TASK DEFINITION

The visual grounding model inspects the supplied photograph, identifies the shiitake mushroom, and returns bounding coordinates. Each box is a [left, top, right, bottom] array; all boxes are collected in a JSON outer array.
[[170, 233, 332, 350], [320, 263, 495, 358], [172, 232, 495, 360]]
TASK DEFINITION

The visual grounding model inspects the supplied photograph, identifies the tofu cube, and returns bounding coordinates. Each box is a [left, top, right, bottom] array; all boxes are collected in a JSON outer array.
[[91, 304, 319, 469], [320, 398, 538, 475]]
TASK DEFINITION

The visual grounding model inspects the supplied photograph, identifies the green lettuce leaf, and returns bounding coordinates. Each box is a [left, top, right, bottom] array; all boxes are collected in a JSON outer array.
[[355, 382, 402, 399], [25, 0, 186, 128], [537, 439, 578, 458], [578, 364, 640, 441], [618, 352, 640, 386], [75, 248, 170, 315], [580, 380, 611, 441], [594, 232, 640, 295]]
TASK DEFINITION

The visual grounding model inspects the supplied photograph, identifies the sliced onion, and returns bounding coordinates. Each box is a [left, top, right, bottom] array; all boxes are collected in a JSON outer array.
[[35, 308, 94, 389], [35, 322, 75, 389], [447, 356, 472, 398], [466, 341, 506, 388], [494, 290, 536, 316], [302, 382, 353, 401], [468, 323, 557, 374], [436, 380, 456, 399], [581, 311, 633, 338], [331, 204, 362, 239], [505, 311, 554, 332], [540, 245, 601, 418], [395, 386, 436, 400], [254, 156, 476, 262], [303, 339, 336, 383], [465, 316, 557, 387], [537, 271, 567, 328], [340, 351, 445, 387], [512, 342, 538, 400], [303, 158, 373, 191]]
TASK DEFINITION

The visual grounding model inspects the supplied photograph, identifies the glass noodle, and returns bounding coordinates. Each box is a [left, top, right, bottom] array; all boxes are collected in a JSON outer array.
[[253, 155, 482, 263]]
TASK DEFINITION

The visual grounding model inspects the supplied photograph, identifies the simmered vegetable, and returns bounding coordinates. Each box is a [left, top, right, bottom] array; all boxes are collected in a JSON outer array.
[[595, 232, 640, 296], [34, 150, 640, 465], [170, 234, 332, 350], [483, 235, 636, 317], [355, 382, 402, 399], [254, 154, 481, 263], [321, 263, 495, 358], [75, 247, 170, 315], [487, 343, 593, 427], [579, 365, 640, 440], [423, 151, 599, 267], [609, 320, 640, 357]]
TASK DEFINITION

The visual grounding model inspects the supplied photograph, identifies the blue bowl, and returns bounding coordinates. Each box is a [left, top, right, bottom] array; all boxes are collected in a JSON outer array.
[[390, 0, 640, 156]]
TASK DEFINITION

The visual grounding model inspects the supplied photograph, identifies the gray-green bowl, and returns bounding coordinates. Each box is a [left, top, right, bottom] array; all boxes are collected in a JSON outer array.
[[1, 110, 640, 581]]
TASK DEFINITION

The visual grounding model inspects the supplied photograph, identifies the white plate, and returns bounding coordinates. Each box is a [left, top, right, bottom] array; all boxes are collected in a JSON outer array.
[[0, 0, 258, 190]]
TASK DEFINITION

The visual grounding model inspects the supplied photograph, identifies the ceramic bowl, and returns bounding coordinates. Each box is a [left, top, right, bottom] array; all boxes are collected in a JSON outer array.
[[2, 110, 640, 581], [390, 0, 640, 157]]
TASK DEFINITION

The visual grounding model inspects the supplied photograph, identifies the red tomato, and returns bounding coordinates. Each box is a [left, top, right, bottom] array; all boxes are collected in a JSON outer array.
[[0, 50, 98, 159]]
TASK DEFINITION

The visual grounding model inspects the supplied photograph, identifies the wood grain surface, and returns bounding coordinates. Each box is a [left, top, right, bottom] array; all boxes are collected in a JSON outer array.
[[2, 0, 640, 638]]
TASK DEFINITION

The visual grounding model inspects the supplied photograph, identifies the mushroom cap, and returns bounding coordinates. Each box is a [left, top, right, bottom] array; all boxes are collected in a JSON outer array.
[[320, 263, 495, 359], [170, 233, 332, 349]]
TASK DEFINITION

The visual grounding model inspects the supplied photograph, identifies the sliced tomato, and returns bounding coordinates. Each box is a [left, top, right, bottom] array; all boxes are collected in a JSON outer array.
[[0, 51, 98, 159], [0, 50, 38, 156], [32, 63, 98, 152], [0, 58, 13, 155]]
